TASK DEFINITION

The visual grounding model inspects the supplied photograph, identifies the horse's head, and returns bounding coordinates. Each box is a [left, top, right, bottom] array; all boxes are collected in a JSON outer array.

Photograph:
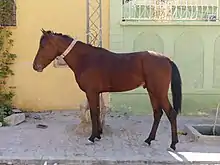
[[33, 29, 74, 72]]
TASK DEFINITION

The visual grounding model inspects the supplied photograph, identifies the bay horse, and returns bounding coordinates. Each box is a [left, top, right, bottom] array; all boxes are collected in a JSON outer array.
[[33, 29, 182, 151]]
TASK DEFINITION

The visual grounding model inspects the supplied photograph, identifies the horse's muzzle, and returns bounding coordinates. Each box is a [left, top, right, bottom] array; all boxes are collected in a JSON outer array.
[[33, 63, 43, 72]]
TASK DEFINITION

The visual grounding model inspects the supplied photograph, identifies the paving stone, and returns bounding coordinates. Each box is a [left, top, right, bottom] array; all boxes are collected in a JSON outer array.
[[4, 113, 25, 126], [0, 111, 219, 165]]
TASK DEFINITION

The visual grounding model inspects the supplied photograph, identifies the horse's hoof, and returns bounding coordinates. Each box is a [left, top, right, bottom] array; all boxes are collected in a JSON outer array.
[[95, 135, 101, 140], [85, 138, 95, 145], [170, 144, 176, 151], [144, 139, 151, 146], [87, 139, 94, 144], [167, 147, 174, 152], [95, 137, 101, 141], [88, 136, 95, 143]]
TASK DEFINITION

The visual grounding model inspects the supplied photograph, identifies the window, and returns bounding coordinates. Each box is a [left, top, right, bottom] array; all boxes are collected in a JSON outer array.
[[0, 0, 16, 26], [122, 0, 218, 21]]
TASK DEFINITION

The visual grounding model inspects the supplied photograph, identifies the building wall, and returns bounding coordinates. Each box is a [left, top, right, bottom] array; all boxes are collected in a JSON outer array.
[[9, 0, 110, 111], [109, 0, 220, 116]]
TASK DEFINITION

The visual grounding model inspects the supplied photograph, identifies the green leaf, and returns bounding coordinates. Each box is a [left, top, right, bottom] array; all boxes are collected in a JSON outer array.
[[0, 1, 17, 123]]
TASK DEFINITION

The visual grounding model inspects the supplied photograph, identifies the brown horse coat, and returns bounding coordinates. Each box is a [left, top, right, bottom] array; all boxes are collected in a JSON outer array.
[[33, 29, 182, 151]]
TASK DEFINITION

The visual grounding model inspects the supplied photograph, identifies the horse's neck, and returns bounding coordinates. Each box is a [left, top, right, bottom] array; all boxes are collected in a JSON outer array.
[[63, 41, 90, 73]]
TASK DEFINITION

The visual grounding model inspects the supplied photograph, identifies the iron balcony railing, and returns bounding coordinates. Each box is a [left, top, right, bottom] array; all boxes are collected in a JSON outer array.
[[122, 0, 218, 21]]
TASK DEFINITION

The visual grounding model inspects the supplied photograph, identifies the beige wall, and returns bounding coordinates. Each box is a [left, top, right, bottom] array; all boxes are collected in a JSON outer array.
[[9, 0, 109, 111]]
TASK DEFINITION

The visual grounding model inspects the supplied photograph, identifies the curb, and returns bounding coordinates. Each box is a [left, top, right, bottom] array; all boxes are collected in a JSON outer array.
[[0, 159, 220, 165]]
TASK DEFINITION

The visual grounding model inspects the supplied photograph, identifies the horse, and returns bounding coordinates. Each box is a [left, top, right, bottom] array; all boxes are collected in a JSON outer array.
[[33, 29, 182, 151]]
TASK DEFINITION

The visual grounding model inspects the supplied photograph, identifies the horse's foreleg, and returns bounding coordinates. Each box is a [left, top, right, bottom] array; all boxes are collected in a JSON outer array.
[[86, 92, 101, 143], [161, 97, 178, 151], [145, 93, 163, 145], [97, 93, 105, 135]]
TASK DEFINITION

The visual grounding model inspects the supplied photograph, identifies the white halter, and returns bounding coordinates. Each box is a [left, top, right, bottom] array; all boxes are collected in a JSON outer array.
[[60, 39, 77, 58]]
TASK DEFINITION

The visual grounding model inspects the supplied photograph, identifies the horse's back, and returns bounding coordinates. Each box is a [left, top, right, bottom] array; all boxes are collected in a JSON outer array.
[[99, 49, 171, 76], [144, 50, 172, 73]]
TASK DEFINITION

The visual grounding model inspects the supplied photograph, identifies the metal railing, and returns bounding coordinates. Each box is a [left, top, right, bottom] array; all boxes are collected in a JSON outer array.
[[121, 0, 218, 21]]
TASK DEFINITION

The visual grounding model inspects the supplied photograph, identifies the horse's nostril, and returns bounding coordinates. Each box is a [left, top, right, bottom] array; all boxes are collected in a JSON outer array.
[[33, 63, 43, 72]]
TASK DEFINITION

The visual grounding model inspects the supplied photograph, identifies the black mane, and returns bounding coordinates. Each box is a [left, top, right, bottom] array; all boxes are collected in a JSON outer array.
[[40, 30, 73, 45]]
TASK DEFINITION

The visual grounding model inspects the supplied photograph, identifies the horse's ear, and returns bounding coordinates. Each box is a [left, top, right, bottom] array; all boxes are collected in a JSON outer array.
[[41, 28, 47, 35], [41, 28, 52, 39], [41, 28, 44, 33]]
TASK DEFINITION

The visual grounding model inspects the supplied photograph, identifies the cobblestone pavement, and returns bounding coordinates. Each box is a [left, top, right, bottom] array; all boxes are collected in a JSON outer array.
[[0, 110, 220, 165]]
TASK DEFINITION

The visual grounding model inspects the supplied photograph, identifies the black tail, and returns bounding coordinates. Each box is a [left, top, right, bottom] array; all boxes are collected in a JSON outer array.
[[169, 60, 182, 114]]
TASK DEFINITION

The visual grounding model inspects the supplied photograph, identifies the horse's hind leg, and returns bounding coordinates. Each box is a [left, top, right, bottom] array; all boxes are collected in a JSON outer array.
[[161, 96, 178, 151], [145, 93, 163, 145]]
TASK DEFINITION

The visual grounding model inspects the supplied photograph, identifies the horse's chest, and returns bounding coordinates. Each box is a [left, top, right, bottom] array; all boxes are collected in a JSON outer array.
[[74, 69, 103, 91]]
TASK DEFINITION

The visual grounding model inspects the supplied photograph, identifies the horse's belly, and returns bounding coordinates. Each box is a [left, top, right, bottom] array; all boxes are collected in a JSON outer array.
[[108, 74, 144, 92]]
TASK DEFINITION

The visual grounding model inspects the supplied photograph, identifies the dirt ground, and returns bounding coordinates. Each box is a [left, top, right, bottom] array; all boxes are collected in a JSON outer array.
[[0, 110, 220, 165]]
